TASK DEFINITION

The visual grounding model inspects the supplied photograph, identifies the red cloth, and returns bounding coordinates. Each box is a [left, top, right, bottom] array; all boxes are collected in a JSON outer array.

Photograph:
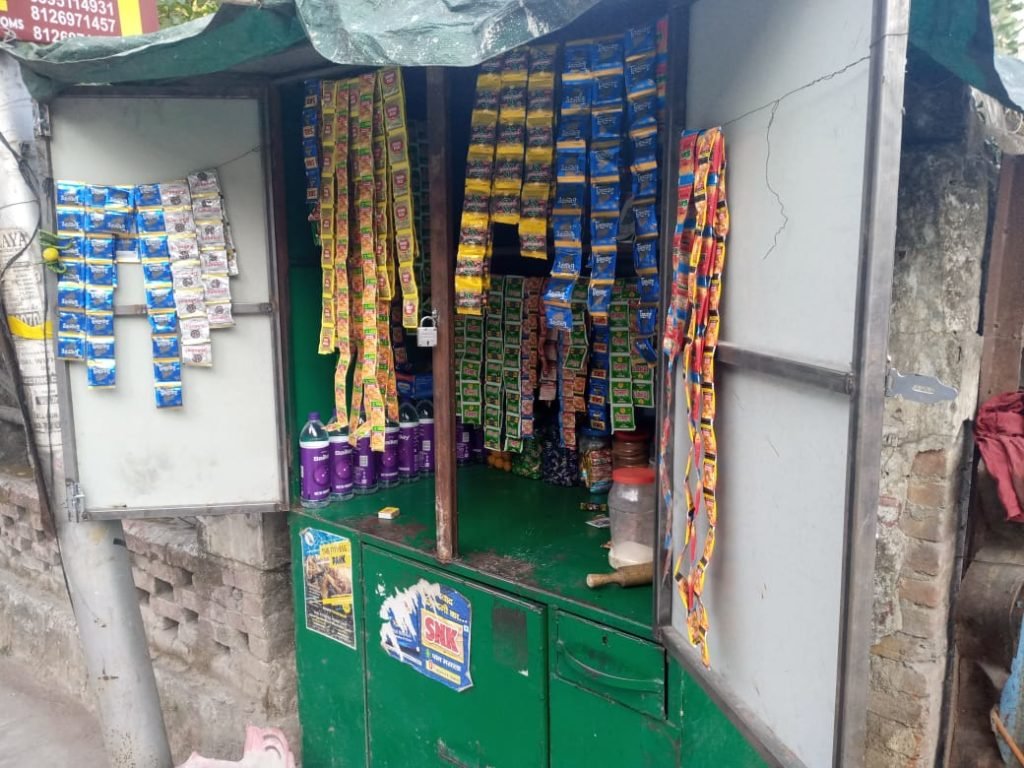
[[975, 391, 1024, 523]]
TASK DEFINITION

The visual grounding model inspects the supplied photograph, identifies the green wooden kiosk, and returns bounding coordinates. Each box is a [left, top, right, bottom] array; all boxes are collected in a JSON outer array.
[[284, 3, 765, 766], [6, 0, 917, 761]]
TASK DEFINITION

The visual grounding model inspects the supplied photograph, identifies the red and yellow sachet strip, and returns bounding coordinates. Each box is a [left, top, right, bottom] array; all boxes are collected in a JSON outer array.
[[317, 79, 339, 357], [664, 127, 728, 669], [331, 80, 353, 427], [350, 73, 385, 448]]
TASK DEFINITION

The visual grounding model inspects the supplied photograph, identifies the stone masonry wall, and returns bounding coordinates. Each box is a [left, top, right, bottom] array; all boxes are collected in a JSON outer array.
[[866, 66, 992, 767], [0, 470, 299, 763]]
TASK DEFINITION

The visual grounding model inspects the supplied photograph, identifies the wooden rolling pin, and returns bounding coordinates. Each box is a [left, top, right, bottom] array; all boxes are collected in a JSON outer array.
[[586, 562, 653, 589]]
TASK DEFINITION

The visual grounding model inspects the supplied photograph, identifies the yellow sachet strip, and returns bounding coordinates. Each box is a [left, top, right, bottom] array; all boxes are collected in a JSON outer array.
[[379, 67, 418, 329], [318, 232, 336, 354], [455, 65, 503, 315], [332, 80, 352, 427]]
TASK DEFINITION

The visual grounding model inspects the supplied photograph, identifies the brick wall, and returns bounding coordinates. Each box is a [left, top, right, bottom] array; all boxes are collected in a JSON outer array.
[[0, 471, 299, 763], [866, 66, 992, 766]]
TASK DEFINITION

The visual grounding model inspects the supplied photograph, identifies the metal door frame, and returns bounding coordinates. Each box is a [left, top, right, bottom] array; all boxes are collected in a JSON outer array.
[[46, 85, 292, 522], [652, 0, 911, 765]]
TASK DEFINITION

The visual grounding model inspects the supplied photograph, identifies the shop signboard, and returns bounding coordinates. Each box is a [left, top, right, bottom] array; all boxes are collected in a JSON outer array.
[[0, 0, 158, 44]]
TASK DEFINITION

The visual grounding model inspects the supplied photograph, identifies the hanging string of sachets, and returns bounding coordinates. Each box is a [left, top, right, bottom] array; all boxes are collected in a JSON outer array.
[[662, 127, 729, 668], [306, 68, 417, 450]]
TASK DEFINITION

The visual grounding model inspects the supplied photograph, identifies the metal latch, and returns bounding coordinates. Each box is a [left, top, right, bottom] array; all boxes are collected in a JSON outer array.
[[885, 367, 957, 404], [65, 480, 84, 522]]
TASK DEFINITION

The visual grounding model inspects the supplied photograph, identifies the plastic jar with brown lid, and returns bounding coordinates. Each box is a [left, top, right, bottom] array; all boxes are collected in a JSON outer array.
[[613, 430, 650, 469]]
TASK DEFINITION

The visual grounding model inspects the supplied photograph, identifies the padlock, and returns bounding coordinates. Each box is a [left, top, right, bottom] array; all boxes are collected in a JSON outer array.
[[417, 313, 438, 348]]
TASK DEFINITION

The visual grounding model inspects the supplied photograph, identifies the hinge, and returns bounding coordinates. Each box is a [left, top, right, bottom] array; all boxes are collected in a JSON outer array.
[[65, 480, 84, 522], [33, 103, 51, 139], [885, 367, 958, 404]]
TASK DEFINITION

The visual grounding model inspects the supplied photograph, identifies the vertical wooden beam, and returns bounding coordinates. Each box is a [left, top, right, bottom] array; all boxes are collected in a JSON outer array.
[[426, 66, 458, 562], [979, 156, 1024, 402]]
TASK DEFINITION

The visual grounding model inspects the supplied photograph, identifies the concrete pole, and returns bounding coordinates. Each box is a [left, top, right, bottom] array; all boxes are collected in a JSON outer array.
[[0, 52, 173, 768]]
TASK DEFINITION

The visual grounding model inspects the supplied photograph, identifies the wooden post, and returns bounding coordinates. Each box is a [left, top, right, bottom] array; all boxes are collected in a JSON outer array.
[[979, 156, 1024, 402], [426, 67, 458, 562]]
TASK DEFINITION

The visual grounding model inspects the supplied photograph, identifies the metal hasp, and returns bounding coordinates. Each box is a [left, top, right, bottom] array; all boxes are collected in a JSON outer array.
[[885, 368, 958, 404], [65, 479, 84, 521]]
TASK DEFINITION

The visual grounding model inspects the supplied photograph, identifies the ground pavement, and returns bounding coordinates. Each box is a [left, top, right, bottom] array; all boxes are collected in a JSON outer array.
[[0, 656, 107, 768]]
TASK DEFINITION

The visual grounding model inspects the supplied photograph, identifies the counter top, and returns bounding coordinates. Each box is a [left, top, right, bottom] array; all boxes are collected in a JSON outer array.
[[291, 465, 655, 639]]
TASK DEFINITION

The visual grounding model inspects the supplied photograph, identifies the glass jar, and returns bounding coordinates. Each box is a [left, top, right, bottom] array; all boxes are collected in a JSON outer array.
[[608, 467, 656, 568], [579, 428, 613, 494], [612, 430, 650, 469]]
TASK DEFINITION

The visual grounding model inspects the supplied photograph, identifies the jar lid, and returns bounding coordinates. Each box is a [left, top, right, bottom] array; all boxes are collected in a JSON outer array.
[[613, 467, 655, 485], [614, 430, 650, 442]]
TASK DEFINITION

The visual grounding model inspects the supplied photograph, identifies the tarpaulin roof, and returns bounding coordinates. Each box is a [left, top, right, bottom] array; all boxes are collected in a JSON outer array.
[[1, 0, 604, 99], [910, 0, 1024, 112], [3, 0, 1024, 111]]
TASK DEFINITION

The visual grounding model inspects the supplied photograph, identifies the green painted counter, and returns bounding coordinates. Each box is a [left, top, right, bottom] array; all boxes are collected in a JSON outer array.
[[292, 465, 653, 638]]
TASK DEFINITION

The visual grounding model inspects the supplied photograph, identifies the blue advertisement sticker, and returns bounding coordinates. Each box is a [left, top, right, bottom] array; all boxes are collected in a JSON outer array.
[[379, 579, 473, 692]]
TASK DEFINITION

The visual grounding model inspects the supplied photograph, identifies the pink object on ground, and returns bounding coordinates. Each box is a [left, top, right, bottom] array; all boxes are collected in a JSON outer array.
[[176, 726, 296, 768]]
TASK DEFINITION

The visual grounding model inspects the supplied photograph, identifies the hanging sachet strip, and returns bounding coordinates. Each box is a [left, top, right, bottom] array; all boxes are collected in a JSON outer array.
[[503, 276, 525, 451], [520, 277, 543, 438], [301, 80, 321, 208], [379, 68, 419, 330], [411, 122, 431, 304], [455, 58, 502, 315], [588, 34, 625, 323], [661, 127, 728, 668], [330, 80, 353, 427], [544, 38, 592, 331], [348, 73, 387, 450], [558, 281, 589, 449], [318, 79, 339, 358], [519, 45, 556, 261], [626, 278, 655, 410], [493, 48, 528, 228], [482, 277, 505, 449], [456, 314, 484, 425], [626, 20, 661, 364], [607, 280, 635, 432], [372, 78, 392, 305]]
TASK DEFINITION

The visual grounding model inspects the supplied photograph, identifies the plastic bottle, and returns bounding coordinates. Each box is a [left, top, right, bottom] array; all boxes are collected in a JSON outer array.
[[380, 419, 400, 488], [456, 419, 471, 465], [353, 432, 378, 495], [299, 412, 331, 508], [398, 401, 420, 482], [470, 425, 484, 464], [327, 412, 353, 501], [417, 399, 435, 475]]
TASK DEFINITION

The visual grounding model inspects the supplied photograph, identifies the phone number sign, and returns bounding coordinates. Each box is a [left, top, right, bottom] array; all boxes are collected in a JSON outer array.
[[0, 0, 158, 44]]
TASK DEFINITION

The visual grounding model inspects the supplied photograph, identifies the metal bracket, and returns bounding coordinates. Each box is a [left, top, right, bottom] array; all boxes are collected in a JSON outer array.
[[885, 368, 958, 404], [65, 480, 84, 522], [33, 103, 51, 139]]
